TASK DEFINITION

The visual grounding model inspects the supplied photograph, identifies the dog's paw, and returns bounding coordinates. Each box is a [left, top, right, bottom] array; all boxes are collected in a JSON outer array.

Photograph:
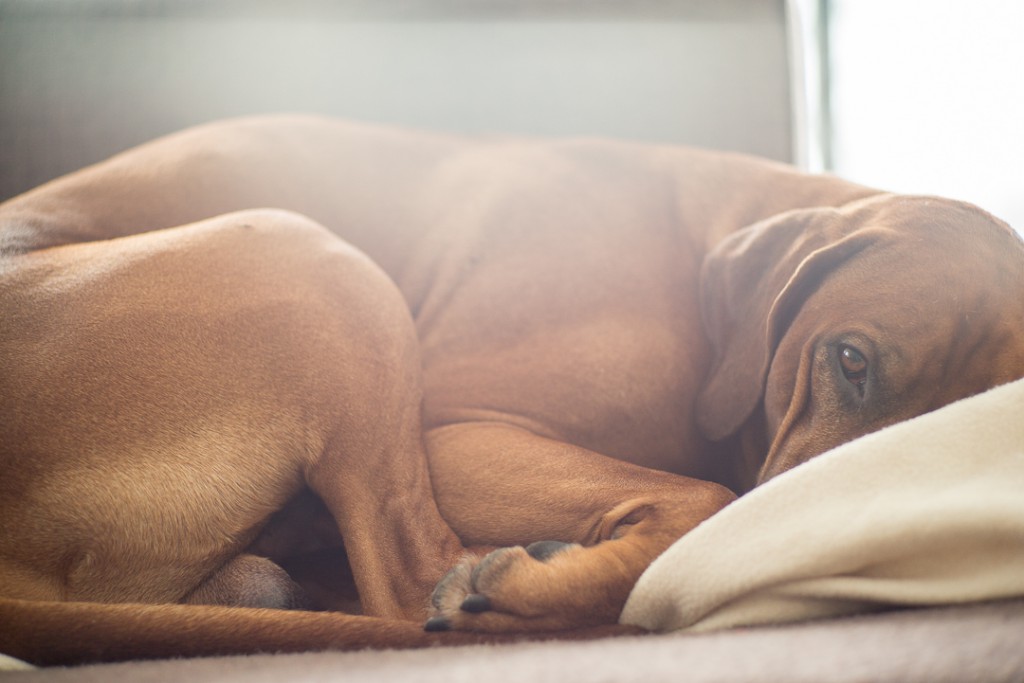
[[424, 541, 628, 633]]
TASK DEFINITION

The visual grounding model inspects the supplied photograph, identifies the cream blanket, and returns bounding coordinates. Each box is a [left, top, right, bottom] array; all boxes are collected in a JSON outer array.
[[621, 376, 1024, 632]]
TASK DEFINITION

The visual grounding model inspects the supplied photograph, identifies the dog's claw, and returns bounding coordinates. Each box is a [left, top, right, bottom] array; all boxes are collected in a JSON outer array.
[[424, 616, 452, 632], [460, 593, 492, 613], [525, 540, 573, 561], [427, 541, 626, 633], [427, 543, 593, 633]]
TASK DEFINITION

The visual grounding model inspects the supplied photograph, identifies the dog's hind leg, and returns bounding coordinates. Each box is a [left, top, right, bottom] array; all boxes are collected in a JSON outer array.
[[0, 208, 464, 632]]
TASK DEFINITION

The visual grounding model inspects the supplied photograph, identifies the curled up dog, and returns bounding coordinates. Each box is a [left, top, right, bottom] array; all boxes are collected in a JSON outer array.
[[2, 116, 1023, 665]]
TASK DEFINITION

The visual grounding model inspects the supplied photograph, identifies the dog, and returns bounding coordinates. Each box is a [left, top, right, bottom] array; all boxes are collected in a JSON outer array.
[[2, 115, 1022, 665]]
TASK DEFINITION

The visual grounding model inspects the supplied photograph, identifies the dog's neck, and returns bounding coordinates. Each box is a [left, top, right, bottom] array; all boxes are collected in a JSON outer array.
[[662, 148, 880, 254]]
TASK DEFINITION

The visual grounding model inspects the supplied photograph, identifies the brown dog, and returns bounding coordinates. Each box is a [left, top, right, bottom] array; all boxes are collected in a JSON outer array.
[[2, 116, 1023, 664]]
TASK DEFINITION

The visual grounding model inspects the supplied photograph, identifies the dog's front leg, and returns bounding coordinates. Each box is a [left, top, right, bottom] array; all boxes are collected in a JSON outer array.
[[422, 422, 735, 632]]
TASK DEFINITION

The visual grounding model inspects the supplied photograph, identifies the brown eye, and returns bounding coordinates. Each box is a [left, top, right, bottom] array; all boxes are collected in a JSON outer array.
[[839, 345, 868, 388]]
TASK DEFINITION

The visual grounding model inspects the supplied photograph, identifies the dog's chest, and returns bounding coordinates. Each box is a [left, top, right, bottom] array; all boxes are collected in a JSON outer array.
[[420, 300, 709, 474]]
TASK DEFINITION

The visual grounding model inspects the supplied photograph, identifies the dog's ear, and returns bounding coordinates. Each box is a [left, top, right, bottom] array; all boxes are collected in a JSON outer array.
[[695, 207, 885, 441]]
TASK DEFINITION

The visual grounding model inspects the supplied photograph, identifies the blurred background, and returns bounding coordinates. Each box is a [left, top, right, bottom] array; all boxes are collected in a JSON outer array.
[[820, 0, 1024, 234], [1, 0, 1021, 232]]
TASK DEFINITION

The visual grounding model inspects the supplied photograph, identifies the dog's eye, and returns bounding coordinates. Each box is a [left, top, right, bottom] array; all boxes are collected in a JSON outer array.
[[839, 345, 868, 389]]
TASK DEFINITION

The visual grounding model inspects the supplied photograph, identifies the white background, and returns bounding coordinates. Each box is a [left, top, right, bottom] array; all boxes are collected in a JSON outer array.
[[827, 0, 1024, 233]]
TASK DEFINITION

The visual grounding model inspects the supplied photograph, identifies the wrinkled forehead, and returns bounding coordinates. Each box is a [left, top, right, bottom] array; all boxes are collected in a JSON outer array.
[[826, 196, 1013, 293], [848, 194, 1023, 263]]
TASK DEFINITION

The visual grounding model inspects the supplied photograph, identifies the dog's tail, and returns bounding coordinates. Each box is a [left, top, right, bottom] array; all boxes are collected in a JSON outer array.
[[0, 596, 636, 666]]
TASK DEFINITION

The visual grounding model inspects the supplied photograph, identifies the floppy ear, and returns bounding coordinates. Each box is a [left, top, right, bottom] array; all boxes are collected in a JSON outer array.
[[695, 207, 884, 441]]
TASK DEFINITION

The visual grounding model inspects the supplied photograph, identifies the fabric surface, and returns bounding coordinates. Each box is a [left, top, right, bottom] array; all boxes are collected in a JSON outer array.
[[622, 376, 1024, 632], [5, 599, 1024, 682], [0, 653, 34, 671]]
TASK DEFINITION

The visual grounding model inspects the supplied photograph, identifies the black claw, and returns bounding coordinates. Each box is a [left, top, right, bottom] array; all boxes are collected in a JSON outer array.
[[525, 540, 573, 562], [460, 593, 492, 613], [424, 616, 452, 632]]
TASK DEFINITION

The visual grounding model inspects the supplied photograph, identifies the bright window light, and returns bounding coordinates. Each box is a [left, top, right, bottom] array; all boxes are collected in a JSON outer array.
[[827, 0, 1024, 233]]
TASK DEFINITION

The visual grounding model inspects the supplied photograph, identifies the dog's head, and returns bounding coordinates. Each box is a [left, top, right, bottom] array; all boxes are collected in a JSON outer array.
[[697, 194, 1024, 490]]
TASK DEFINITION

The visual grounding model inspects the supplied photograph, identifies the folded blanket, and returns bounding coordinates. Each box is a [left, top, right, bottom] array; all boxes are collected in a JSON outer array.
[[621, 376, 1024, 632]]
